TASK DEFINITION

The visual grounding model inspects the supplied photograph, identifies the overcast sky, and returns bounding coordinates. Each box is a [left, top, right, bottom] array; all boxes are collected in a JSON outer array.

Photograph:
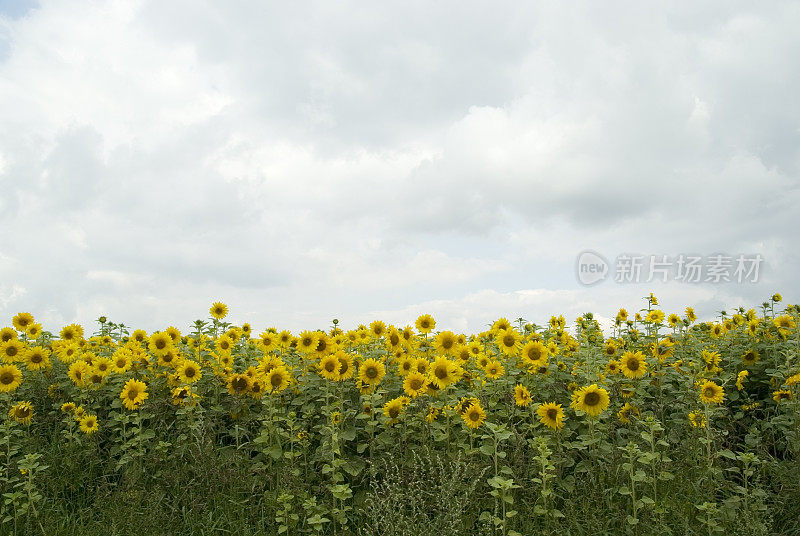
[[0, 1, 798, 335]]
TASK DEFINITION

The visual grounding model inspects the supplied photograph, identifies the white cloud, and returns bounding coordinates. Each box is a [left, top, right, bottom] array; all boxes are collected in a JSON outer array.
[[0, 1, 798, 334]]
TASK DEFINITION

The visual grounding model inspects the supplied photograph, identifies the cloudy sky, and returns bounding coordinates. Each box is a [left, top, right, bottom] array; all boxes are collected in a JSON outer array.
[[0, 1, 798, 335]]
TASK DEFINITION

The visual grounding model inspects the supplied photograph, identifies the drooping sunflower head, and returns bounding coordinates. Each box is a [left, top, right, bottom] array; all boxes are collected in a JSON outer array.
[[514, 384, 531, 407], [773, 389, 793, 403], [8, 401, 33, 424]]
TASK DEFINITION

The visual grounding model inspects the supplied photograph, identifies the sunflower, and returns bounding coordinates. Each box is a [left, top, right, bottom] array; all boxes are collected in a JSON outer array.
[[710, 324, 724, 338], [736, 370, 748, 390], [429, 356, 459, 389], [8, 401, 32, 425], [0, 327, 17, 343], [383, 396, 408, 422], [685, 307, 697, 323], [688, 411, 706, 428], [397, 355, 416, 376], [514, 384, 531, 407], [130, 329, 148, 344], [491, 318, 513, 333], [520, 340, 548, 366], [358, 358, 386, 387], [266, 366, 290, 393], [93, 356, 112, 376], [319, 355, 341, 380], [178, 359, 202, 383], [620, 351, 647, 379], [21, 346, 49, 371], [462, 400, 487, 429], [786, 373, 800, 387], [495, 329, 522, 357], [572, 384, 610, 417], [605, 360, 620, 375], [617, 402, 640, 424], [216, 335, 234, 353], [164, 326, 181, 343], [698, 380, 724, 405], [25, 323, 43, 340], [68, 361, 89, 387], [296, 331, 321, 355], [369, 320, 386, 339], [773, 389, 793, 403], [537, 402, 564, 430], [403, 371, 429, 398], [742, 349, 759, 366], [210, 302, 228, 320], [61, 402, 76, 414], [226, 373, 251, 396], [433, 331, 458, 356], [415, 314, 436, 334], [111, 350, 132, 373], [484, 360, 505, 380], [257, 331, 278, 352], [79, 414, 99, 434], [335, 352, 354, 381], [148, 332, 173, 356], [1, 339, 25, 363], [120, 379, 149, 410], [645, 310, 665, 324], [12, 312, 34, 332]]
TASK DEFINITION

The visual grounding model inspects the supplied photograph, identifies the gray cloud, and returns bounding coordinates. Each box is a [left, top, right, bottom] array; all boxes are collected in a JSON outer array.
[[0, 1, 798, 333]]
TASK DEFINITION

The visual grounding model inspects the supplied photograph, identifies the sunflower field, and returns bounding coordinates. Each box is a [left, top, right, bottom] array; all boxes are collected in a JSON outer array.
[[1, 295, 799, 535]]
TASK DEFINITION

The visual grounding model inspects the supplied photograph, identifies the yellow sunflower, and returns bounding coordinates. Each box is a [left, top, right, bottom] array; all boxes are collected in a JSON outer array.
[[210, 302, 229, 320], [520, 340, 548, 366], [177, 359, 202, 383], [358, 358, 386, 387], [617, 402, 640, 424], [79, 414, 99, 434], [773, 389, 793, 403], [620, 351, 647, 379], [415, 314, 436, 334], [429, 356, 459, 389], [514, 384, 531, 407], [1, 339, 26, 363], [319, 354, 341, 381], [462, 400, 487, 429], [296, 331, 321, 355], [266, 366, 291, 393], [148, 332, 173, 356], [742, 349, 759, 366], [383, 396, 408, 421], [120, 379, 149, 410], [335, 352, 354, 381], [68, 361, 89, 387], [12, 312, 34, 332], [403, 371, 429, 398], [698, 380, 724, 405], [484, 360, 505, 380], [495, 329, 522, 357], [571, 384, 610, 417], [8, 401, 33, 425], [433, 331, 458, 356], [537, 402, 564, 430], [227, 373, 251, 396]]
